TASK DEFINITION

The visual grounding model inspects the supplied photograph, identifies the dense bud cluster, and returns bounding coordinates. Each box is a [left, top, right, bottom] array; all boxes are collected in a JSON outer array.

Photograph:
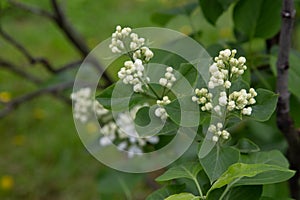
[[155, 96, 171, 120], [192, 88, 213, 111], [71, 88, 108, 122], [228, 88, 257, 115], [159, 67, 176, 88], [208, 123, 230, 142], [208, 49, 247, 89], [133, 46, 154, 62], [109, 25, 131, 53], [117, 59, 149, 92], [71, 87, 159, 158], [110, 25, 154, 93], [192, 49, 258, 142]]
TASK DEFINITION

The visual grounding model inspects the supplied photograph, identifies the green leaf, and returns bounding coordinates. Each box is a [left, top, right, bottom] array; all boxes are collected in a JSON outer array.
[[233, 0, 282, 39], [209, 163, 295, 193], [134, 106, 167, 137], [96, 84, 116, 109], [207, 185, 263, 200], [96, 83, 149, 111], [156, 162, 202, 182], [199, 0, 235, 25], [151, 2, 197, 26], [146, 184, 185, 200], [165, 193, 200, 200], [234, 138, 260, 153], [199, 146, 240, 183], [225, 185, 263, 200], [240, 150, 290, 168], [249, 89, 278, 122], [229, 78, 250, 93], [98, 170, 143, 198], [270, 48, 300, 100], [165, 96, 200, 127], [176, 63, 198, 88]]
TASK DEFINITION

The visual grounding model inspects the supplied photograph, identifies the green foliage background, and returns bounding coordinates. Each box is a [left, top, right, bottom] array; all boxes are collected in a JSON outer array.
[[1, 0, 300, 199]]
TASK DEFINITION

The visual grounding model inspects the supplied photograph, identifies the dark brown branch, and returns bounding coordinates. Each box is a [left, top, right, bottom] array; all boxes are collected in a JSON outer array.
[[0, 81, 73, 118], [5, 0, 113, 85], [0, 58, 42, 84], [7, 0, 55, 19], [276, 0, 300, 199], [56, 60, 82, 73], [50, 0, 89, 57], [50, 0, 113, 84], [0, 26, 57, 73]]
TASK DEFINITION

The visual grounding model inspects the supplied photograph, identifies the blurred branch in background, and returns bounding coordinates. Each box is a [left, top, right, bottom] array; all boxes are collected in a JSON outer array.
[[0, 0, 113, 118], [276, 0, 300, 198]]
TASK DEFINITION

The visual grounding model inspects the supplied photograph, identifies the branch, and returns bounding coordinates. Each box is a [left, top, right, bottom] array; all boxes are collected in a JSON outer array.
[[7, 0, 55, 19], [50, 0, 89, 57], [5, 0, 113, 85], [0, 26, 57, 73], [0, 81, 73, 118], [49, 0, 113, 84], [0, 58, 42, 84], [276, 0, 300, 198]]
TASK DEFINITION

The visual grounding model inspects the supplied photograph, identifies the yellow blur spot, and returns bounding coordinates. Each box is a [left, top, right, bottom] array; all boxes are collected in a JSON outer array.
[[86, 122, 98, 134], [1, 175, 14, 190], [0, 92, 11, 103], [179, 25, 192, 35], [219, 27, 232, 38], [12, 135, 25, 146], [33, 108, 45, 120]]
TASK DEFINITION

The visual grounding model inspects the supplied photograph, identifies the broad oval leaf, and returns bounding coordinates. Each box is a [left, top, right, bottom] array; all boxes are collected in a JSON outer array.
[[207, 185, 263, 200], [165, 193, 200, 200], [165, 96, 200, 127], [234, 138, 260, 154], [249, 88, 278, 122], [146, 184, 186, 200], [209, 163, 295, 193], [239, 150, 289, 168], [199, 0, 235, 25], [199, 146, 240, 183], [233, 0, 282, 39], [156, 162, 202, 182]]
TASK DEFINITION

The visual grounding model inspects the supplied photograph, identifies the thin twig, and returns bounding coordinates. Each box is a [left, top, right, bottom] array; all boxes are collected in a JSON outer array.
[[276, 0, 300, 198], [0, 26, 57, 73], [0, 58, 42, 84], [7, 0, 55, 19], [0, 81, 74, 118]]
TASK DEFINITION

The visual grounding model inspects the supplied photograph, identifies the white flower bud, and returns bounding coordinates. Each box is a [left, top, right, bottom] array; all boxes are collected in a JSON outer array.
[[212, 136, 219, 142], [224, 81, 231, 89], [238, 57, 246, 64], [159, 78, 168, 86], [192, 96, 199, 102]]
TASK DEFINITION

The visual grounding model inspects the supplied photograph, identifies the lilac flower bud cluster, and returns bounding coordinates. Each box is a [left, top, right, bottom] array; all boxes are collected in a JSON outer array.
[[110, 26, 154, 93], [71, 88, 108, 123], [208, 49, 247, 89], [158, 67, 176, 89], [227, 88, 257, 115], [192, 88, 213, 111], [155, 96, 171, 120], [208, 123, 230, 142]]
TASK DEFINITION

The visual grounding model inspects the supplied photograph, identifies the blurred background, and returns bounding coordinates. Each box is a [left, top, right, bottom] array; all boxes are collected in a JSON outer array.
[[1, 0, 300, 199]]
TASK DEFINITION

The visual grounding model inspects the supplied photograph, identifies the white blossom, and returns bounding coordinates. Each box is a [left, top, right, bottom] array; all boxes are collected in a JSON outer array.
[[133, 47, 154, 62], [71, 88, 109, 123], [227, 88, 257, 115], [118, 59, 149, 92], [192, 88, 213, 111], [159, 67, 176, 88], [208, 123, 231, 142]]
